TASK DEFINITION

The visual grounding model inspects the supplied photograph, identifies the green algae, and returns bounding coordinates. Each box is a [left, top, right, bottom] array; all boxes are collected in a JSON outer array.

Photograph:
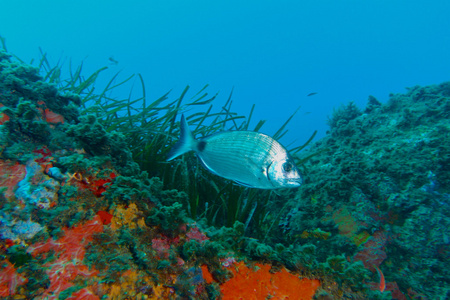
[[147, 202, 187, 236], [60, 58, 315, 235], [281, 82, 450, 298], [19, 46, 308, 237], [2, 46, 316, 243], [6, 41, 448, 298], [327, 101, 362, 132], [104, 173, 155, 204], [0, 45, 271, 298], [6, 245, 33, 267]]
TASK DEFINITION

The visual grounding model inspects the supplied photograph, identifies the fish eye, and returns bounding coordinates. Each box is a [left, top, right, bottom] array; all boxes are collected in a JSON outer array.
[[282, 162, 293, 172]]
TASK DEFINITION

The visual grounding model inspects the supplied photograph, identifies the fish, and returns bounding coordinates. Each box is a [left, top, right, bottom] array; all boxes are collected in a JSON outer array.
[[375, 265, 385, 292], [108, 56, 119, 65], [307, 92, 318, 96], [167, 115, 303, 189]]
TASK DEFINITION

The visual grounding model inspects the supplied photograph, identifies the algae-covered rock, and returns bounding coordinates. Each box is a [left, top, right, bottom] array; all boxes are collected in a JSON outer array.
[[3, 46, 449, 299], [0, 50, 139, 177], [283, 81, 450, 299], [147, 202, 188, 236]]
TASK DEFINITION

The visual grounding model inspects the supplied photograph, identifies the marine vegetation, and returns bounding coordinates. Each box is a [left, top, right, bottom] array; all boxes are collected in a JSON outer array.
[[281, 84, 450, 299], [0, 42, 325, 299], [35, 48, 315, 237], [1, 34, 448, 299]]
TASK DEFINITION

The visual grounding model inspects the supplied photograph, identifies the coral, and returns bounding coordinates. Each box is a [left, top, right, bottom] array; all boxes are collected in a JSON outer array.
[[201, 264, 214, 284], [352, 230, 371, 246], [0, 259, 28, 297], [70, 170, 116, 198], [329, 206, 369, 246], [43, 108, 64, 124], [27, 215, 103, 299], [110, 203, 145, 230], [0, 103, 11, 125], [0, 51, 80, 127], [151, 237, 172, 259], [43, 259, 99, 299], [173, 266, 212, 298], [220, 261, 320, 299], [47, 166, 65, 180], [14, 159, 60, 209], [332, 207, 357, 237], [0, 219, 43, 240], [186, 226, 209, 243], [66, 287, 100, 300], [106, 269, 172, 299], [97, 210, 113, 225], [4, 46, 450, 300], [28, 214, 104, 258], [300, 228, 331, 240], [0, 159, 25, 199], [353, 231, 387, 271], [0, 50, 137, 178]]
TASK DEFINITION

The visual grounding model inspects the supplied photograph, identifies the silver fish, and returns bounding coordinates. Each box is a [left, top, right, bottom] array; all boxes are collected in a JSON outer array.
[[167, 115, 302, 189]]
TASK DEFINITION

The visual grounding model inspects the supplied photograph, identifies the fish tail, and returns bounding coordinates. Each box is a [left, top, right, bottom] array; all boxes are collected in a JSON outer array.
[[167, 114, 196, 161]]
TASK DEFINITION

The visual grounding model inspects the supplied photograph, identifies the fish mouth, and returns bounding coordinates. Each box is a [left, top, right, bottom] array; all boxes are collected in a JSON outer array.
[[289, 177, 303, 186]]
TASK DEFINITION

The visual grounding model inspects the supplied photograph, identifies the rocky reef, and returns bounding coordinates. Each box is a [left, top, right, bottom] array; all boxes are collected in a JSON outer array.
[[281, 83, 450, 299], [0, 51, 322, 299], [0, 47, 449, 299]]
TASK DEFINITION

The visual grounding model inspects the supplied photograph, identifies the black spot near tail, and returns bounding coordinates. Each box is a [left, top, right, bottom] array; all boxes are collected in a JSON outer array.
[[197, 140, 206, 152]]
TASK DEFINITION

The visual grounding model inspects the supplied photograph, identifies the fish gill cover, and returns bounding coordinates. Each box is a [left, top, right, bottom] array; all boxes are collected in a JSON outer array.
[[0, 43, 449, 299]]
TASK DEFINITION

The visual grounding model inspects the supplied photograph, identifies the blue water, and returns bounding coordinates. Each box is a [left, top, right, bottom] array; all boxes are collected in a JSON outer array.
[[1, 0, 449, 144]]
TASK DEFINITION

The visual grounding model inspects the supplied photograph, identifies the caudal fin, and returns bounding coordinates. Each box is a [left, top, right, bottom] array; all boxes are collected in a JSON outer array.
[[167, 115, 196, 161]]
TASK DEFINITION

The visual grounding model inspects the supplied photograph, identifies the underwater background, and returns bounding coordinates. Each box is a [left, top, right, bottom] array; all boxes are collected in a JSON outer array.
[[2, 0, 450, 143], [0, 0, 449, 299]]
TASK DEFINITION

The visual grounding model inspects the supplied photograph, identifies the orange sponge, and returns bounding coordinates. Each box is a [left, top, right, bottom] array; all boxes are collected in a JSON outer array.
[[221, 261, 320, 300]]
